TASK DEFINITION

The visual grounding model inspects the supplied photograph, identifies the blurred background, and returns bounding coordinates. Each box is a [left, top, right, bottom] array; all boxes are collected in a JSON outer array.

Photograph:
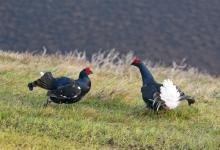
[[0, 0, 219, 75]]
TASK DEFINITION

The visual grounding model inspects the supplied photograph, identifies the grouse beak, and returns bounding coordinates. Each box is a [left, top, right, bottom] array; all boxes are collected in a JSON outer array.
[[90, 71, 93, 74]]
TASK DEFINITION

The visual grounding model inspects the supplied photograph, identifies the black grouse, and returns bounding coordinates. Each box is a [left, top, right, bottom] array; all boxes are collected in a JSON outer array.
[[28, 67, 92, 106], [131, 58, 195, 111]]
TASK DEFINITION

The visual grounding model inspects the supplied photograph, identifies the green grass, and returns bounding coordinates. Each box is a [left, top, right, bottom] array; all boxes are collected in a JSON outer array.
[[0, 51, 219, 150]]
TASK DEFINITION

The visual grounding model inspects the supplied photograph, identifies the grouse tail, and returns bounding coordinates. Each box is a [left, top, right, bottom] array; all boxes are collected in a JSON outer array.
[[28, 72, 55, 91], [160, 79, 181, 109]]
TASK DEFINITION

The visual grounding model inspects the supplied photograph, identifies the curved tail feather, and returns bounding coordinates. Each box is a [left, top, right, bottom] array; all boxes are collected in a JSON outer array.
[[28, 72, 55, 91], [180, 95, 195, 105]]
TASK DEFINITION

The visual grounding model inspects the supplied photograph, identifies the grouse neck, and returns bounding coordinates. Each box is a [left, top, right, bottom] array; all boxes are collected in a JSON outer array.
[[79, 71, 89, 79], [138, 63, 155, 86]]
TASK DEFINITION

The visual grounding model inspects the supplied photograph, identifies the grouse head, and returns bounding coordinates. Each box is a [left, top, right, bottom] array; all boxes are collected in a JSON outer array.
[[79, 67, 93, 78], [85, 67, 93, 75], [131, 58, 141, 66], [81, 66, 93, 75]]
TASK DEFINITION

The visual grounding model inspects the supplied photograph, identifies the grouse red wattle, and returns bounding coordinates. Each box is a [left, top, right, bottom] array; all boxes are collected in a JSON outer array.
[[28, 67, 92, 106], [131, 58, 195, 111]]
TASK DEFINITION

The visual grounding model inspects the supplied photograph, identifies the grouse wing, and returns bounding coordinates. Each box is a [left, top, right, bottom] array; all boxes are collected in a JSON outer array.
[[48, 81, 81, 100]]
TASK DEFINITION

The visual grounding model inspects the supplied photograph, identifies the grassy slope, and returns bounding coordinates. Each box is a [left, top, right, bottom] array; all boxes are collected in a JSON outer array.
[[0, 51, 219, 150]]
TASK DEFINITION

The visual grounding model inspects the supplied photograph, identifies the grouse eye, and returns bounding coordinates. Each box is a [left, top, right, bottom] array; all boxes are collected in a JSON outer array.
[[133, 58, 140, 63]]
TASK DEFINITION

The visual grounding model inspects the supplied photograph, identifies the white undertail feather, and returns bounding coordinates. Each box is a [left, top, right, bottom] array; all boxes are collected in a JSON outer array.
[[40, 72, 44, 77], [160, 79, 180, 109]]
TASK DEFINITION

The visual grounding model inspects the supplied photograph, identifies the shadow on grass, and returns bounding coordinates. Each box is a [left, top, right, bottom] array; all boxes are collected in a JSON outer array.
[[131, 105, 199, 121]]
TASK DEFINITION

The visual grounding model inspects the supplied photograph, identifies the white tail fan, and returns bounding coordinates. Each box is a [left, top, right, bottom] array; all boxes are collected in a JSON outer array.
[[40, 72, 44, 77], [160, 79, 180, 109]]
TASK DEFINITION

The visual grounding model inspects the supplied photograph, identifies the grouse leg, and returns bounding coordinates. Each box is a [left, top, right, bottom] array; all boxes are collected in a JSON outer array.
[[152, 92, 160, 107], [152, 92, 166, 111], [156, 102, 161, 111], [43, 98, 52, 107]]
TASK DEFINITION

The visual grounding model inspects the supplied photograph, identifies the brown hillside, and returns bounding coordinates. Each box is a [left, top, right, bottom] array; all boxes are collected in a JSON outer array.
[[0, 0, 219, 74]]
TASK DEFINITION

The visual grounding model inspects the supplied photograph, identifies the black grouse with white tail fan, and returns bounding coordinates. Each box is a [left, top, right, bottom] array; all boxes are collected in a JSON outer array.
[[131, 58, 195, 111], [28, 67, 92, 106]]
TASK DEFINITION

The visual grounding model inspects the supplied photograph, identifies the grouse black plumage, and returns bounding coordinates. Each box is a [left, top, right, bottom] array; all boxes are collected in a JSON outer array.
[[28, 67, 92, 106], [131, 58, 195, 111]]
